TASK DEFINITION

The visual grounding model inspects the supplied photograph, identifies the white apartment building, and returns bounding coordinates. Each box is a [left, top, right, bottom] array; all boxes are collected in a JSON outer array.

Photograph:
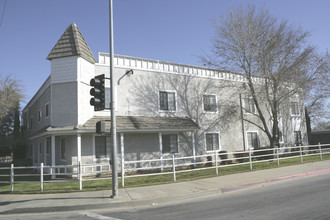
[[22, 23, 307, 169]]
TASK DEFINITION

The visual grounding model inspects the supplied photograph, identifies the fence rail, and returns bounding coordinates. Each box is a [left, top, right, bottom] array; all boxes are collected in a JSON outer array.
[[0, 143, 329, 192]]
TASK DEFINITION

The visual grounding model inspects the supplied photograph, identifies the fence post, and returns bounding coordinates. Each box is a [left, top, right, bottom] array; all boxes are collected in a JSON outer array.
[[78, 162, 82, 190], [249, 148, 253, 171], [319, 143, 323, 160], [10, 164, 14, 192], [299, 145, 303, 163], [40, 163, 44, 192], [215, 151, 218, 175], [172, 155, 176, 182], [121, 160, 125, 187], [276, 147, 280, 166]]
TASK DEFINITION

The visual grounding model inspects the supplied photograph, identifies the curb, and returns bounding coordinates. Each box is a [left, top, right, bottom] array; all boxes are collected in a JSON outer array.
[[222, 167, 330, 194]]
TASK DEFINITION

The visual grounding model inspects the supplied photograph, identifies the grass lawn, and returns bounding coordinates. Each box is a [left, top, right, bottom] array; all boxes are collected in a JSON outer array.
[[0, 154, 329, 194]]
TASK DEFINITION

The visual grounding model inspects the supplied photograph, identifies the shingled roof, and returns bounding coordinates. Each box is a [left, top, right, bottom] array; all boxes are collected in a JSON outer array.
[[46, 23, 96, 63], [80, 116, 200, 132]]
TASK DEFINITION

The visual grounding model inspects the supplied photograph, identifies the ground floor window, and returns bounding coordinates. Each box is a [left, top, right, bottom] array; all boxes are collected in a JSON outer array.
[[162, 134, 178, 153], [294, 131, 302, 145], [205, 133, 220, 151], [60, 138, 66, 160], [247, 131, 259, 149], [95, 136, 107, 159]]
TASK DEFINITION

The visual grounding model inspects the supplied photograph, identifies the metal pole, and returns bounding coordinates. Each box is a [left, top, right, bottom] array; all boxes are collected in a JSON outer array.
[[109, 0, 118, 198], [239, 93, 246, 151]]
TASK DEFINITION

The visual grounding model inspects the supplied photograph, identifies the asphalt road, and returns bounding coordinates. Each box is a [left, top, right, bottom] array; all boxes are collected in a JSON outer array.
[[3, 174, 330, 220]]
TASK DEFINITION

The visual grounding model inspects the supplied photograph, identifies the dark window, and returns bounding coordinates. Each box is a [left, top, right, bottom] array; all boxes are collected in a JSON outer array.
[[95, 136, 107, 158], [60, 138, 66, 160], [244, 97, 256, 114], [294, 131, 302, 144], [45, 104, 49, 117], [38, 110, 42, 121], [205, 133, 220, 151], [159, 91, 176, 111], [203, 95, 217, 112], [247, 132, 259, 148], [291, 102, 300, 116], [162, 134, 178, 153]]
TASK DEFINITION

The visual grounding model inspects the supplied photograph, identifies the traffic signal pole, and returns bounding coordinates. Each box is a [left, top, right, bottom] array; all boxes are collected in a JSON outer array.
[[109, 0, 118, 198]]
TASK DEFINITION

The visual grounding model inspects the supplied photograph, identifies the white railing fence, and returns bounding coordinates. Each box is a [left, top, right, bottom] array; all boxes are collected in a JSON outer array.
[[0, 143, 329, 192]]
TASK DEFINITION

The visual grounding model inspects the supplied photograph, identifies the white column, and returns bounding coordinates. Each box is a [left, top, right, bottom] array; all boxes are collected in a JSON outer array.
[[43, 138, 47, 166], [120, 133, 125, 187], [192, 131, 196, 166], [51, 135, 55, 179], [77, 133, 82, 164], [159, 132, 163, 170]]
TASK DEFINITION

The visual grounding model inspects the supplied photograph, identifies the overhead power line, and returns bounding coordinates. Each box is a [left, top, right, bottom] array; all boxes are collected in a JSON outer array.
[[0, 0, 8, 30]]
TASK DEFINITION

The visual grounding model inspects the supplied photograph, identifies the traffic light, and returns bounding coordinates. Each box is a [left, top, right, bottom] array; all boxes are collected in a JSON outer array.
[[96, 120, 105, 134], [90, 74, 105, 111]]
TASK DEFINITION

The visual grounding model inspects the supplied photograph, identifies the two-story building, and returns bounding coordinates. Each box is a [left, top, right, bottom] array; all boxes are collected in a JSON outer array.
[[22, 23, 307, 171]]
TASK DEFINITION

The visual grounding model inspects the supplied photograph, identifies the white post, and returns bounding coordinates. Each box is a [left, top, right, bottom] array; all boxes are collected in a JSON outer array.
[[249, 148, 253, 171], [51, 135, 55, 179], [120, 133, 125, 187], [10, 164, 14, 192], [78, 161, 82, 190], [172, 155, 176, 182], [319, 143, 323, 160], [215, 151, 218, 175], [159, 132, 163, 171], [40, 163, 44, 192], [43, 139, 47, 166], [276, 147, 280, 166], [77, 134, 82, 165], [192, 132, 196, 167], [299, 145, 303, 163]]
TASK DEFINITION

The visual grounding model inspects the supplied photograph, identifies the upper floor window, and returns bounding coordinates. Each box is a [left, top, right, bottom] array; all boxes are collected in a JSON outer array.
[[159, 91, 176, 111], [291, 102, 300, 116], [162, 134, 178, 153], [30, 117, 33, 129], [244, 97, 256, 114], [45, 103, 49, 118], [203, 94, 217, 112], [38, 110, 42, 122], [205, 133, 220, 151]]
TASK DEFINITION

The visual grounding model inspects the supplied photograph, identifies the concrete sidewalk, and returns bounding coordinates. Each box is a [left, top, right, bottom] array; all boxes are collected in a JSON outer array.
[[1, 160, 330, 215]]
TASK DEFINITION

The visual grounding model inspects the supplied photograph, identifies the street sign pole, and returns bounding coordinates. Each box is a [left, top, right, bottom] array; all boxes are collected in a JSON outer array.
[[109, 0, 118, 198]]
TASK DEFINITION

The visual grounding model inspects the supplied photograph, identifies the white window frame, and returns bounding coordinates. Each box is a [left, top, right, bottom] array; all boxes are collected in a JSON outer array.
[[93, 135, 110, 161], [38, 109, 42, 122], [162, 134, 179, 154], [30, 116, 33, 129], [60, 138, 66, 161], [290, 101, 300, 116], [203, 94, 218, 113], [159, 90, 177, 112], [246, 131, 260, 149], [204, 132, 221, 152], [244, 97, 256, 114], [45, 102, 50, 119], [294, 130, 302, 144]]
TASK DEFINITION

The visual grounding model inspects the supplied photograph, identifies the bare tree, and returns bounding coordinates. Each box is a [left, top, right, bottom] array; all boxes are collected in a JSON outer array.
[[202, 4, 329, 148]]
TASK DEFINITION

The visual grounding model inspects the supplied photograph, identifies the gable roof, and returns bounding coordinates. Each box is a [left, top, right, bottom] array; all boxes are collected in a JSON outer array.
[[46, 23, 96, 63]]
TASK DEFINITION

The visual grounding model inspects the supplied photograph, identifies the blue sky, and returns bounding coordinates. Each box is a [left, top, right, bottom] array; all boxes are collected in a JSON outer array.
[[1, 0, 330, 107]]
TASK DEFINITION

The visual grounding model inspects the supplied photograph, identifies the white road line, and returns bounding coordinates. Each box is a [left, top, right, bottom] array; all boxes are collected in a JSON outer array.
[[82, 212, 122, 220]]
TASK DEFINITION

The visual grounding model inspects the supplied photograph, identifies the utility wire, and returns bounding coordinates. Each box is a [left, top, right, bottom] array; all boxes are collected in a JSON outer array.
[[0, 0, 7, 30]]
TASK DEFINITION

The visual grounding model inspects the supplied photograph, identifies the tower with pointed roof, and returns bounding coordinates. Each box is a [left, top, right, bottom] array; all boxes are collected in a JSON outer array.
[[47, 23, 96, 127]]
